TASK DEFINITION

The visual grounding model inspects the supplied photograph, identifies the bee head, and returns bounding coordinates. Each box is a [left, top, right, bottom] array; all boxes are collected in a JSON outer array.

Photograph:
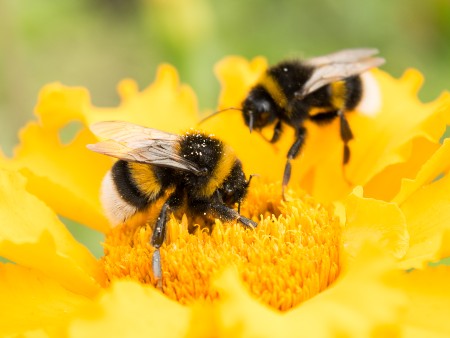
[[219, 161, 249, 207], [242, 88, 277, 133]]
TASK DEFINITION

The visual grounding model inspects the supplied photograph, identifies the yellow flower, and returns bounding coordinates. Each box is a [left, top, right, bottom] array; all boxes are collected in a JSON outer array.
[[1, 57, 450, 337]]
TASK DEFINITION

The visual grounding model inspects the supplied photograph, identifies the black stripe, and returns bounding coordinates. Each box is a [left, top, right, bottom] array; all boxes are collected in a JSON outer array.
[[344, 76, 362, 110], [111, 160, 149, 210]]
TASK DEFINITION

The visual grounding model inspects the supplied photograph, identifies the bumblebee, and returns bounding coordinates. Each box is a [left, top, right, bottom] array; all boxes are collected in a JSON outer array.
[[87, 121, 256, 288], [241, 48, 385, 196]]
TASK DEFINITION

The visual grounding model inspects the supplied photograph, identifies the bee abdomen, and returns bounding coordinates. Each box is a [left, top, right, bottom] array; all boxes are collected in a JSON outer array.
[[355, 71, 382, 116], [111, 161, 151, 209], [101, 160, 155, 225], [343, 76, 363, 110], [101, 169, 139, 226]]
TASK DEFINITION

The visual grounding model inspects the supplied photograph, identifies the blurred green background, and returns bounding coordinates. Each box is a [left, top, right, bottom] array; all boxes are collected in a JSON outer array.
[[1, 0, 449, 258]]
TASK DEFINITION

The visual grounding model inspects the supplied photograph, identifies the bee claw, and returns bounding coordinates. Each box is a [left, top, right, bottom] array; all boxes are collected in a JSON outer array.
[[152, 249, 163, 291], [239, 216, 257, 228]]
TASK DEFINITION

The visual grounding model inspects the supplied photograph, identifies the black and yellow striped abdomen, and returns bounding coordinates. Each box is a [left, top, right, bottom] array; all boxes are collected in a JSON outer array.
[[111, 160, 164, 210]]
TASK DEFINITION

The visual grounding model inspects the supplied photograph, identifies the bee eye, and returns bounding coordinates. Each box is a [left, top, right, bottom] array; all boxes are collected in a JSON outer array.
[[258, 111, 270, 124], [257, 100, 271, 113]]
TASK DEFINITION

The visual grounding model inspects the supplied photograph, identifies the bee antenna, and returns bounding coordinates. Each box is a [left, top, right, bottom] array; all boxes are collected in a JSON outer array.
[[246, 173, 259, 188], [238, 174, 259, 213], [198, 107, 242, 126], [248, 111, 254, 133]]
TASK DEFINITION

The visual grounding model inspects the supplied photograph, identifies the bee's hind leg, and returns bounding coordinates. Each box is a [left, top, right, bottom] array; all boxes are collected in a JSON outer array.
[[270, 120, 283, 143], [309, 110, 354, 182], [337, 110, 355, 185], [337, 110, 354, 165]]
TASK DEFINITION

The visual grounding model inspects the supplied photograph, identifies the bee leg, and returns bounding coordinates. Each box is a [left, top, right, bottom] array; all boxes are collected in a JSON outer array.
[[190, 198, 258, 228], [309, 110, 339, 124], [238, 174, 258, 213], [270, 120, 283, 143], [337, 110, 354, 165], [256, 120, 282, 143], [309, 110, 354, 166], [282, 127, 306, 199], [151, 201, 170, 290], [237, 215, 258, 228]]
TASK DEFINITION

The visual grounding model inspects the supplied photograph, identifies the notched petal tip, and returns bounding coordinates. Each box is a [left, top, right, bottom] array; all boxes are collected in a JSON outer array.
[[35, 83, 92, 129], [117, 79, 139, 101], [399, 68, 425, 96]]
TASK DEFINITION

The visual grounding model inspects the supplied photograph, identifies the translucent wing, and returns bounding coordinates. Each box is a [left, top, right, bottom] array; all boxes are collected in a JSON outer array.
[[89, 120, 179, 146], [298, 48, 385, 98], [304, 48, 381, 67], [87, 121, 203, 174]]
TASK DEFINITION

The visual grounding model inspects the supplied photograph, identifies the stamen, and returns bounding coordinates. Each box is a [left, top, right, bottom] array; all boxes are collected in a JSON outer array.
[[101, 181, 341, 311]]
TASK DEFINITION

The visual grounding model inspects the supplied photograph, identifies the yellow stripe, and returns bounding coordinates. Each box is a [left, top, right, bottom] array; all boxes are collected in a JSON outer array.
[[330, 81, 347, 109], [200, 144, 236, 197], [128, 163, 162, 199], [259, 73, 288, 109], [308, 107, 327, 117]]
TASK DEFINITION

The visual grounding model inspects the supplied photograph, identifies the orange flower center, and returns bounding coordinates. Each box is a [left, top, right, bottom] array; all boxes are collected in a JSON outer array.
[[101, 180, 341, 311]]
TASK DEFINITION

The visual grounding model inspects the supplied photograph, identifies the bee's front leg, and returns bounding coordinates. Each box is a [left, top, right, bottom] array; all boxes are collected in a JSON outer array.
[[151, 189, 183, 290], [190, 198, 257, 228], [270, 120, 283, 143], [282, 126, 307, 200], [151, 201, 170, 290]]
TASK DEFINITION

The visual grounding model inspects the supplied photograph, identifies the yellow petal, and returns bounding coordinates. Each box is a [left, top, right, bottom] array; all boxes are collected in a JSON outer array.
[[215, 56, 268, 110], [0, 263, 92, 337], [398, 170, 450, 268], [68, 280, 191, 338], [0, 168, 102, 296], [8, 120, 112, 232], [213, 245, 406, 338], [363, 137, 440, 201], [0, 83, 112, 232], [15, 329, 51, 338], [391, 265, 450, 337], [213, 268, 294, 338], [438, 230, 450, 260], [347, 71, 450, 184], [286, 245, 407, 337], [343, 186, 409, 260], [393, 138, 450, 205]]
